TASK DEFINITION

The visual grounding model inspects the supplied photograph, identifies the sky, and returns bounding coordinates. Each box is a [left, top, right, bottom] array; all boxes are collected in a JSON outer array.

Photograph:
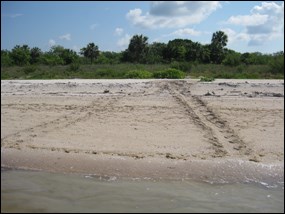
[[1, 1, 284, 54]]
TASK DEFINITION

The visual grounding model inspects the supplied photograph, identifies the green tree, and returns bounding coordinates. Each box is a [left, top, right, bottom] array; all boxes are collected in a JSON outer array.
[[223, 50, 241, 66], [46, 45, 78, 65], [241, 52, 270, 65], [98, 51, 122, 64], [1, 50, 13, 66], [10, 45, 31, 66], [125, 34, 149, 63], [199, 45, 211, 63], [269, 51, 284, 74], [95, 53, 109, 64], [40, 53, 64, 66], [240, 52, 251, 65], [210, 31, 228, 64], [61, 49, 78, 65], [185, 41, 203, 62], [80, 43, 99, 64], [50, 45, 65, 57], [145, 42, 166, 64], [163, 39, 187, 62], [30, 47, 42, 64]]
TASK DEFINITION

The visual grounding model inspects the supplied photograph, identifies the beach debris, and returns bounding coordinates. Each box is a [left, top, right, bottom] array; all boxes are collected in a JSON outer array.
[[204, 91, 217, 96], [64, 149, 70, 153], [103, 89, 110, 93], [249, 156, 260, 162], [204, 91, 212, 96], [165, 153, 176, 159], [67, 82, 77, 87], [272, 93, 283, 97], [218, 82, 238, 87]]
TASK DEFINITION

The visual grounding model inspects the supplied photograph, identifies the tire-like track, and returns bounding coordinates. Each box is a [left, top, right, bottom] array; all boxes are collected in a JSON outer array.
[[160, 80, 252, 158]]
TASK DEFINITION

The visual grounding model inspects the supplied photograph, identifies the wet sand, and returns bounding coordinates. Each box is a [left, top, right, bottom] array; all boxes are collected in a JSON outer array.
[[1, 79, 284, 183]]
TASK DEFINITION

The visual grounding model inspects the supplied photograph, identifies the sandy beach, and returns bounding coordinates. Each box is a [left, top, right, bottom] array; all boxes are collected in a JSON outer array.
[[1, 79, 284, 183]]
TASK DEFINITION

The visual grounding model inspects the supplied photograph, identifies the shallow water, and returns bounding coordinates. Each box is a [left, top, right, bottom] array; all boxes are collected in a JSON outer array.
[[1, 169, 284, 213]]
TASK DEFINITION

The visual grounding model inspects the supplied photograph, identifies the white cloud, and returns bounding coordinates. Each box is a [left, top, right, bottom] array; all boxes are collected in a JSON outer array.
[[2, 13, 23, 18], [166, 28, 202, 37], [117, 34, 131, 50], [251, 2, 284, 15], [59, 33, 71, 41], [224, 2, 284, 46], [48, 39, 56, 46], [114, 28, 124, 36], [226, 14, 268, 26], [126, 1, 221, 29], [90, 24, 98, 30], [221, 28, 249, 44]]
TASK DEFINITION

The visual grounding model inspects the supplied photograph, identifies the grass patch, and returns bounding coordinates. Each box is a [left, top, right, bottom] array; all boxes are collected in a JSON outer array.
[[199, 76, 215, 82], [189, 64, 283, 79], [1, 63, 283, 80], [124, 70, 153, 79], [153, 68, 185, 79]]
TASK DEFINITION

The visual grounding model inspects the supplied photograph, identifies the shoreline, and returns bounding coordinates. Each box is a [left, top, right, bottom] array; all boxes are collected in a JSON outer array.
[[2, 148, 284, 185], [1, 79, 284, 183]]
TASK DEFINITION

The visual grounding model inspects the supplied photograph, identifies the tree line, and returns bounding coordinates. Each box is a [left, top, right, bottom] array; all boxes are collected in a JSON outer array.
[[1, 31, 284, 74]]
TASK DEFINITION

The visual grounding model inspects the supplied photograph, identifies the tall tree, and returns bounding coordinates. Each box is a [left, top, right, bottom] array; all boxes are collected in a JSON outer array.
[[1, 50, 13, 66], [125, 34, 148, 63], [10, 45, 31, 66], [47, 45, 78, 65], [210, 31, 228, 64], [61, 49, 78, 65], [199, 45, 211, 63], [30, 47, 42, 64], [163, 39, 187, 62], [145, 42, 166, 64], [80, 43, 99, 64]]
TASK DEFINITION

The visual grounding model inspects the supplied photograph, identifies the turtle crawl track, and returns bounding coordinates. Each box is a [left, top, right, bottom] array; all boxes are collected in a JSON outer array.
[[2, 80, 253, 161], [159, 80, 251, 159], [1, 97, 121, 150]]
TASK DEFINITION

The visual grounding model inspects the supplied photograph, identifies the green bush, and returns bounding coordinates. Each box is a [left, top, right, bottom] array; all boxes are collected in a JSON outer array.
[[1, 63, 283, 80], [199, 76, 215, 82], [223, 52, 241, 67], [236, 64, 246, 73], [170, 61, 192, 72], [124, 70, 153, 79], [69, 63, 80, 71], [95, 68, 124, 78], [269, 54, 284, 74], [22, 65, 37, 74], [153, 68, 185, 79]]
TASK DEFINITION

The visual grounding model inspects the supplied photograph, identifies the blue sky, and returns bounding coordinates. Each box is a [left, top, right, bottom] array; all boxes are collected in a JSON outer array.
[[1, 1, 284, 54]]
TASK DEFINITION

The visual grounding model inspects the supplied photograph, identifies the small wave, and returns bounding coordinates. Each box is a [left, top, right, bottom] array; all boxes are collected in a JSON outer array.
[[83, 174, 117, 182]]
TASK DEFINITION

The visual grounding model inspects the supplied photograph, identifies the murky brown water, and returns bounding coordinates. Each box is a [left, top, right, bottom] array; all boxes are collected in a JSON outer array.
[[1, 168, 284, 213]]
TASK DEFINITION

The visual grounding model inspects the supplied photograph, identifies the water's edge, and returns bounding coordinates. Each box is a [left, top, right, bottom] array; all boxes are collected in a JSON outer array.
[[1, 168, 284, 213]]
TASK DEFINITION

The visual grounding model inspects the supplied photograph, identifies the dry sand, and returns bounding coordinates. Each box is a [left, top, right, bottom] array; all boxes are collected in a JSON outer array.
[[1, 79, 284, 183]]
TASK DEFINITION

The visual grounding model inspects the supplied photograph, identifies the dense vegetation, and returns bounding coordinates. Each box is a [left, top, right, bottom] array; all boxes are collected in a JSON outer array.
[[1, 31, 284, 79]]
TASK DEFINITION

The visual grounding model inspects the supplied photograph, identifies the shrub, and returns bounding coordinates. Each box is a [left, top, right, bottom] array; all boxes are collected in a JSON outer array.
[[124, 70, 153, 79], [223, 52, 241, 67], [170, 61, 192, 72], [199, 76, 215, 82], [269, 54, 284, 74], [69, 63, 80, 71], [22, 65, 37, 74], [153, 68, 185, 79]]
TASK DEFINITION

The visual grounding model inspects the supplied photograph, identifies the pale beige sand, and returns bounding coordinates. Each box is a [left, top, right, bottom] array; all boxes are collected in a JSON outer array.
[[1, 79, 284, 182]]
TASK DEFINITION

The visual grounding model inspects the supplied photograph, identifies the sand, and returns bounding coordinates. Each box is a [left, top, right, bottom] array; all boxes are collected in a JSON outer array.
[[1, 79, 284, 183]]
